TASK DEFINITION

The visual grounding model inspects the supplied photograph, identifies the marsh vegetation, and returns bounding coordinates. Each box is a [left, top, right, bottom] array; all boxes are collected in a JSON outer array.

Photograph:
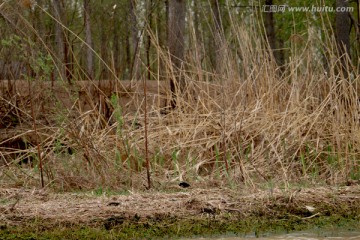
[[0, 0, 359, 238]]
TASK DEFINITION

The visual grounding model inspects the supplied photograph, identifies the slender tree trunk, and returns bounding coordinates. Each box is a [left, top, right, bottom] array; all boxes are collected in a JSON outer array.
[[130, 0, 140, 80], [146, 0, 153, 81], [264, 0, 277, 60], [335, 0, 353, 126], [53, 0, 66, 81], [125, 37, 131, 79], [167, 0, 186, 108], [84, 0, 94, 80], [193, 0, 200, 44], [144, 0, 153, 190], [165, 0, 169, 40], [192, 0, 203, 81], [336, 0, 351, 77], [100, 1, 108, 79], [125, 8, 131, 80], [33, 0, 45, 40], [211, 0, 224, 75], [113, 7, 120, 78]]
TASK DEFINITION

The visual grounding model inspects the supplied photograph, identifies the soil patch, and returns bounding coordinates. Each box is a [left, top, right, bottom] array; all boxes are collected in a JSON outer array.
[[0, 185, 359, 239]]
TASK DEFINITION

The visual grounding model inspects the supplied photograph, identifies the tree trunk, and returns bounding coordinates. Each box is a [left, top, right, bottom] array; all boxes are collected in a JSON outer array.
[[167, 0, 186, 108], [113, 6, 120, 78], [211, 0, 224, 75], [53, 0, 66, 81], [264, 0, 277, 61], [84, 0, 94, 80], [100, 1, 108, 79], [336, 0, 351, 77], [129, 0, 140, 80], [193, 0, 200, 44]]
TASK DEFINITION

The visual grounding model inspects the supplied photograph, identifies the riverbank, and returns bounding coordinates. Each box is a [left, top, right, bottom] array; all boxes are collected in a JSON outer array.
[[1, 185, 359, 239]]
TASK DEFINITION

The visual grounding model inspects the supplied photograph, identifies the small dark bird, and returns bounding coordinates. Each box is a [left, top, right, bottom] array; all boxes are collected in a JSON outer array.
[[107, 202, 120, 206], [179, 181, 190, 188], [201, 207, 217, 215]]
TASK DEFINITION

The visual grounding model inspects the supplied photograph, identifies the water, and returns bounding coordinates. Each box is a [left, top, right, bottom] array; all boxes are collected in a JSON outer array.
[[181, 230, 360, 240]]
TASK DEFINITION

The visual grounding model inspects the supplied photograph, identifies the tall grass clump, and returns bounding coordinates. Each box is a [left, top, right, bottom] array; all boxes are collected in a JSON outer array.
[[0, 2, 358, 192]]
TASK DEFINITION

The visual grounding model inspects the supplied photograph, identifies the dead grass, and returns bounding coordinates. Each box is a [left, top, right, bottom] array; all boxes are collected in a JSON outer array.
[[0, 5, 359, 192], [0, 185, 359, 228], [1, 62, 359, 190]]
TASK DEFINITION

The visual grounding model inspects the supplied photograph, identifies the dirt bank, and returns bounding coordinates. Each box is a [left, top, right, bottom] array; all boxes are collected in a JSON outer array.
[[1, 185, 359, 239]]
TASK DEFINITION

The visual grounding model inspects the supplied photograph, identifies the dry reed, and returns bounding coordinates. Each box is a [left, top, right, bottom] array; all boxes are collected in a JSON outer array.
[[0, 3, 359, 192]]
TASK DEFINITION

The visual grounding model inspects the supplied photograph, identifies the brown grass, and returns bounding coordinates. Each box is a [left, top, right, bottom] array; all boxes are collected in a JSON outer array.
[[1, 185, 359, 228], [0, 6, 359, 192]]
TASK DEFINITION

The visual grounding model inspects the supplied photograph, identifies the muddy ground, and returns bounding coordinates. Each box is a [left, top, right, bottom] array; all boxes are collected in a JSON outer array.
[[0, 185, 359, 239]]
